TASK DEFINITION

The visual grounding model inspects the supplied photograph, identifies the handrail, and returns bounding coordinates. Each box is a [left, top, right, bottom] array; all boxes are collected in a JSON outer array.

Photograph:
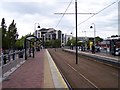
[[0, 49, 25, 67]]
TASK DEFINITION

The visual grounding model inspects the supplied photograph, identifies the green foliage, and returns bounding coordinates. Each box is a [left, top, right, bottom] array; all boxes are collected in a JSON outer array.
[[54, 39, 61, 48], [66, 38, 71, 46], [71, 38, 76, 46], [45, 40, 52, 48], [1, 18, 8, 50], [1, 18, 6, 36], [45, 39, 61, 48], [95, 36, 103, 42], [1, 18, 19, 50], [8, 20, 18, 49], [66, 38, 80, 46], [15, 36, 25, 49]]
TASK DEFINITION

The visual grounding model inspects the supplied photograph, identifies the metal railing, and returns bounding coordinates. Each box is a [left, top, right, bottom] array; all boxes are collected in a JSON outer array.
[[0, 50, 25, 66], [0, 50, 25, 75], [0, 48, 40, 80]]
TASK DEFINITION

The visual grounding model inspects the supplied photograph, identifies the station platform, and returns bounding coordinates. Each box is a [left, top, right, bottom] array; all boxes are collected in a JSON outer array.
[[2, 49, 68, 89], [63, 49, 120, 68], [64, 49, 119, 60]]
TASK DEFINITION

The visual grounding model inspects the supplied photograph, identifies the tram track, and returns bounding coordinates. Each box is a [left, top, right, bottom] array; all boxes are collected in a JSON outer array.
[[48, 48, 118, 89], [48, 49, 99, 89], [50, 49, 99, 89], [56, 65, 73, 90], [66, 63, 100, 90]]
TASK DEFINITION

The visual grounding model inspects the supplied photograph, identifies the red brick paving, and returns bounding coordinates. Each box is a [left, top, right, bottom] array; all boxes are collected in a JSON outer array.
[[2, 50, 44, 88]]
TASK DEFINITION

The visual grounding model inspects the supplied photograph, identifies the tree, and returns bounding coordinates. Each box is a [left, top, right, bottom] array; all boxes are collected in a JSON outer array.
[[71, 38, 76, 46], [0, 18, 19, 52], [1, 18, 8, 50], [15, 36, 25, 50], [1, 18, 6, 37], [8, 20, 18, 50], [54, 39, 61, 48], [95, 36, 103, 45], [67, 38, 71, 46], [45, 40, 52, 48]]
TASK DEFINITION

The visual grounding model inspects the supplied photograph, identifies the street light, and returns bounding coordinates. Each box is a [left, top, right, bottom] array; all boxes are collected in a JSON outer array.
[[42, 34, 45, 49], [90, 23, 96, 46], [82, 31, 86, 40], [34, 23, 40, 51], [34, 23, 40, 37], [82, 31, 87, 51], [70, 32, 73, 41]]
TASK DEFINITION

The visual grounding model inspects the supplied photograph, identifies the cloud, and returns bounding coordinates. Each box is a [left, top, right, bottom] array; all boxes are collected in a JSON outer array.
[[0, 0, 119, 39], [1, 2, 56, 15]]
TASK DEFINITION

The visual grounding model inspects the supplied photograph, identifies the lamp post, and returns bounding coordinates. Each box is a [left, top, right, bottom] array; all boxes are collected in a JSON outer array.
[[82, 31, 87, 51], [82, 31, 86, 40], [34, 23, 40, 37], [42, 34, 45, 49], [34, 23, 40, 51], [90, 23, 96, 46], [70, 32, 73, 37]]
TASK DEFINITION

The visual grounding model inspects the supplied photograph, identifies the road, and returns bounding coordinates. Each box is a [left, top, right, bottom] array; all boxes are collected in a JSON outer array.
[[48, 48, 119, 90]]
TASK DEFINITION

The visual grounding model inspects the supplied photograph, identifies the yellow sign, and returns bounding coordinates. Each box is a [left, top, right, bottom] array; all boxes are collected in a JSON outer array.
[[89, 42, 93, 50]]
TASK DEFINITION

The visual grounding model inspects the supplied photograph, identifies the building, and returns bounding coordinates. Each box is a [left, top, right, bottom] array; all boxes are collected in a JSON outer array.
[[64, 34, 73, 45], [77, 37, 94, 42], [34, 28, 49, 39], [34, 28, 64, 46]]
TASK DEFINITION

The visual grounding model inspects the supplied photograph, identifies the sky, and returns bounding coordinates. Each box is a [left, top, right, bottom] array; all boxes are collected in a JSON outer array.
[[0, 0, 119, 39]]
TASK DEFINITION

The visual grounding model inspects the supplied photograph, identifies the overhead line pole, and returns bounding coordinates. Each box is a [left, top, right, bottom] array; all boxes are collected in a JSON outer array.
[[75, 0, 78, 64]]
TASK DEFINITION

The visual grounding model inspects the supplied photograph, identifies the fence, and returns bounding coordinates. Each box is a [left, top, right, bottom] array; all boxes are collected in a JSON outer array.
[[0, 49, 25, 76]]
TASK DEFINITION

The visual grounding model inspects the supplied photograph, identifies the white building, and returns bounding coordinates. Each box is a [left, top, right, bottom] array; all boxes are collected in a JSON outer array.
[[34, 28, 64, 46], [64, 34, 73, 45]]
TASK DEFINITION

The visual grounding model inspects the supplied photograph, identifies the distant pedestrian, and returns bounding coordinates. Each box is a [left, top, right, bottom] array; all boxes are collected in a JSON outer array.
[[92, 45, 95, 54], [81, 45, 84, 51], [87, 46, 90, 52]]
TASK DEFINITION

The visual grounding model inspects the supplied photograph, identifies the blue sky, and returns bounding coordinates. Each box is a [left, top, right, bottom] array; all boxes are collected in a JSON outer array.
[[0, 0, 119, 39]]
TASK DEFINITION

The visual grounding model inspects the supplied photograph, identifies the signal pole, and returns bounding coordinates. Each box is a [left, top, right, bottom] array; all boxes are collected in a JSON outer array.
[[54, 0, 95, 64]]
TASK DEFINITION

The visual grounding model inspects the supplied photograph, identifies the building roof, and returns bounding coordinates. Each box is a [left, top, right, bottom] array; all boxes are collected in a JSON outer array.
[[39, 28, 49, 32], [47, 28, 56, 33]]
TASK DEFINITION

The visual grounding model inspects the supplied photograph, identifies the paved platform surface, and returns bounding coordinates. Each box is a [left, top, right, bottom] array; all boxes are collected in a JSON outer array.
[[2, 49, 68, 89], [64, 49, 119, 61], [63, 49, 120, 68]]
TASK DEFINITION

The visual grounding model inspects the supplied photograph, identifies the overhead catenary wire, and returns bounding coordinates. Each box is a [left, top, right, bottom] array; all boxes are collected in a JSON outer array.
[[54, 13, 96, 15], [76, 0, 119, 28], [55, 0, 73, 28], [55, 0, 119, 30]]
